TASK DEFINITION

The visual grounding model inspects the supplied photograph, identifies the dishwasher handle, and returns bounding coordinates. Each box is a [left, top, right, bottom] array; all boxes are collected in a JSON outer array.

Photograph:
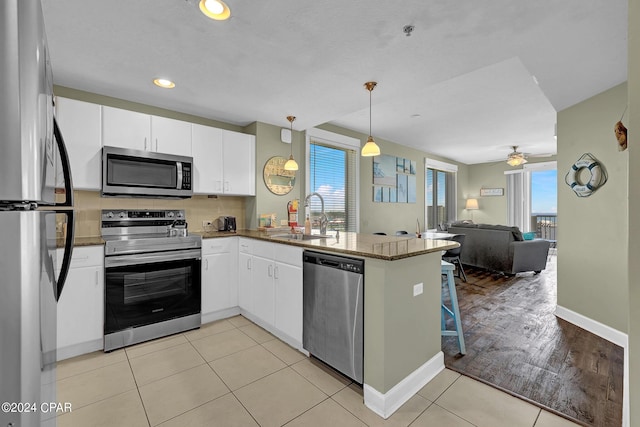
[[303, 251, 364, 274], [319, 259, 341, 268]]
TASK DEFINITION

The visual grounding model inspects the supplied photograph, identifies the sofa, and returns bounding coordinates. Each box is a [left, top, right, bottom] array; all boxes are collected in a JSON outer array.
[[446, 223, 550, 275]]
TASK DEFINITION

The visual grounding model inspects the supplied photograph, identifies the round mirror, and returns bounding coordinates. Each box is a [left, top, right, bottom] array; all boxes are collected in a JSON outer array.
[[263, 156, 296, 195]]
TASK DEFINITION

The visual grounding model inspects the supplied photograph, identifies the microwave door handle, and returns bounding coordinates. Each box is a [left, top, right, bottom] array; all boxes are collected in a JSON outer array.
[[176, 161, 183, 190], [53, 117, 74, 207], [54, 209, 75, 301]]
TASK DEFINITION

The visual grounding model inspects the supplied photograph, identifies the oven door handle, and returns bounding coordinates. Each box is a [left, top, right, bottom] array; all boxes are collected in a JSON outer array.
[[105, 249, 201, 268]]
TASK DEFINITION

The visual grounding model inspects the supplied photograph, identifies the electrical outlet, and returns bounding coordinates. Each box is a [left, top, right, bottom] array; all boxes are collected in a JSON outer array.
[[280, 219, 288, 226], [413, 283, 423, 296], [202, 220, 212, 227]]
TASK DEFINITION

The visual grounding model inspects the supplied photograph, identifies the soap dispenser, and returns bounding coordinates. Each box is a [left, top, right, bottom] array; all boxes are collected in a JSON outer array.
[[304, 214, 311, 235]]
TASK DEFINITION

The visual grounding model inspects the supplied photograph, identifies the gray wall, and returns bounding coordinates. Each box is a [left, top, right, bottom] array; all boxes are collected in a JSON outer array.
[[627, 0, 639, 421], [247, 122, 305, 229], [459, 157, 557, 226], [363, 252, 441, 392], [557, 83, 628, 334], [316, 123, 468, 235]]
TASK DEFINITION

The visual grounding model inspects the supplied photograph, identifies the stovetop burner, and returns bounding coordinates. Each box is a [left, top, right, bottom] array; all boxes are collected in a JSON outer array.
[[101, 209, 201, 255]]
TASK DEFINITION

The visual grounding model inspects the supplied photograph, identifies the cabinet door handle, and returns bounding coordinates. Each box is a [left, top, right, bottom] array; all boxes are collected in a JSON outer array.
[[155, 138, 159, 152], [95, 270, 99, 285], [247, 258, 251, 270], [268, 264, 273, 277], [224, 181, 229, 192], [205, 259, 209, 270], [274, 265, 279, 279], [144, 137, 148, 151]]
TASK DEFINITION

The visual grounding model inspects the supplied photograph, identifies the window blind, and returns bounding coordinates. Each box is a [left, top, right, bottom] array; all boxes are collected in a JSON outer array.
[[308, 142, 357, 232]]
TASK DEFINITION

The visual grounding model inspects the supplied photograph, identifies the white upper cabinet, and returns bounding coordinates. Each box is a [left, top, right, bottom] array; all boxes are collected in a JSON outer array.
[[222, 130, 255, 196], [54, 97, 102, 190], [191, 124, 224, 194], [57, 100, 251, 194], [102, 106, 150, 151], [151, 116, 192, 157], [192, 125, 255, 196], [102, 107, 191, 156]]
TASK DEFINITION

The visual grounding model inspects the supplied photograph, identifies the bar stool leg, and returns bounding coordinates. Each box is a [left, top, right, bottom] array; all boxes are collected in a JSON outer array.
[[441, 261, 466, 355]]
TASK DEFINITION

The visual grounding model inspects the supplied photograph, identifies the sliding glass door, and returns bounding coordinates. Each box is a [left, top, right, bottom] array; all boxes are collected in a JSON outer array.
[[505, 161, 557, 237], [425, 159, 457, 231]]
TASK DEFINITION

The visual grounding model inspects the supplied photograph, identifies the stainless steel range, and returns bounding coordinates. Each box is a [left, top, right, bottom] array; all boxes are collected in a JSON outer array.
[[102, 209, 202, 351]]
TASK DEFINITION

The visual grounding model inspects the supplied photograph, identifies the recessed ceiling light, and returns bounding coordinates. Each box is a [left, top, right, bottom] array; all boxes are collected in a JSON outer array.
[[153, 78, 176, 89], [199, 0, 231, 20], [410, 114, 421, 118]]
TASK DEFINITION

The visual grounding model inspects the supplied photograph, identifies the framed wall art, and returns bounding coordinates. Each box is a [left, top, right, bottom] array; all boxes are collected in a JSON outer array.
[[480, 188, 504, 197]]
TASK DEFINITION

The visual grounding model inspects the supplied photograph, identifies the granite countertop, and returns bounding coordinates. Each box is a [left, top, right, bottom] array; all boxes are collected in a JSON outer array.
[[195, 229, 458, 261], [61, 230, 458, 261], [57, 236, 105, 248]]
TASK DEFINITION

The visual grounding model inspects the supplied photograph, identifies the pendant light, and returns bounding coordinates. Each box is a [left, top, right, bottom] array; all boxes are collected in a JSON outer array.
[[361, 81, 381, 157], [284, 116, 298, 171]]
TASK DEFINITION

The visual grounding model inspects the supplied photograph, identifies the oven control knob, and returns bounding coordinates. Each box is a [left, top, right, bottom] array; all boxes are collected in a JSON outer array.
[[118, 211, 127, 219], [167, 211, 175, 219], [176, 212, 184, 219], [105, 211, 114, 219]]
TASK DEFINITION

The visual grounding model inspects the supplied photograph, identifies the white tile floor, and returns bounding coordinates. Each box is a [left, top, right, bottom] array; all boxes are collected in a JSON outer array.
[[56, 315, 581, 426]]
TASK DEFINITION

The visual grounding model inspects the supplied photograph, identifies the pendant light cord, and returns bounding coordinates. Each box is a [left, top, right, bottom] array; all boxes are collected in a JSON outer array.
[[369, 87, 372, 137]]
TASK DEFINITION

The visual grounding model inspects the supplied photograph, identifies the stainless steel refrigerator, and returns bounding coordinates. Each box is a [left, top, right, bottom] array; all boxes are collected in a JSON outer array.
[[1, 0, 75, 426]]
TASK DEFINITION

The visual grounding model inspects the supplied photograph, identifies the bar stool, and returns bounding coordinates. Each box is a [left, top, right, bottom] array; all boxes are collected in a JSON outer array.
[[441, 260, 466, 354]]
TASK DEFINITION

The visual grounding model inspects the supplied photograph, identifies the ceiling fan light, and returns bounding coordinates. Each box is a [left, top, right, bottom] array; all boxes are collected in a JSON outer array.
[[507, 155, 527, 167], [361, 136, 381, 157], [199, 0, 231, 20], [284, 155, 299, 171]]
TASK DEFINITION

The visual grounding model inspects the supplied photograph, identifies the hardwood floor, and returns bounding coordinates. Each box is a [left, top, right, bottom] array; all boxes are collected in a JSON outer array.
[[442, 254, 624, 427]]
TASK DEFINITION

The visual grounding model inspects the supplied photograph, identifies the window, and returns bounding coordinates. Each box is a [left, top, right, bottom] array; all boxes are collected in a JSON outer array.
[[306, 128, 359, 232], [425, 159, 457, 230], [505, 161, 557, 237]]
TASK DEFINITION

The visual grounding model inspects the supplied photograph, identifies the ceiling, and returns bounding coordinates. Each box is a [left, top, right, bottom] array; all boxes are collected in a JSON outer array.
[[41, 0, 628, 165]]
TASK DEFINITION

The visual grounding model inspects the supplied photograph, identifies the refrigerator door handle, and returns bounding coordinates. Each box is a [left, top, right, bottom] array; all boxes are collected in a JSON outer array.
[[53, 117, 74, 208], [54, 209, 74, 301]]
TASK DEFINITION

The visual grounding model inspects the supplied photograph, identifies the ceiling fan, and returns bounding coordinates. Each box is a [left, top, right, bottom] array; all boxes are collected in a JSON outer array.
[[506, 146, 527, 166]]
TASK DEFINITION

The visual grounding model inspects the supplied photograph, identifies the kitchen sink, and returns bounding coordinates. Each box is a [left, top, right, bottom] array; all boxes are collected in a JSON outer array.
[[270, 233, 332, 241]]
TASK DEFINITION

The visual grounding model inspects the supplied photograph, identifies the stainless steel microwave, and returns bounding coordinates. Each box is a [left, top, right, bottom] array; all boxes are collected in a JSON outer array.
[[102, 146, 193, 198]]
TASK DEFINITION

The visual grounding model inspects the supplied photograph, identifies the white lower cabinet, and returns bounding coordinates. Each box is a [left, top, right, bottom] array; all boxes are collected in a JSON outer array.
[[56, 246, 104, 360], [201, 238, 238, 322], [274, 261, 303, 343], [251, 254, 276, 326], [240, 239, 303, 346]]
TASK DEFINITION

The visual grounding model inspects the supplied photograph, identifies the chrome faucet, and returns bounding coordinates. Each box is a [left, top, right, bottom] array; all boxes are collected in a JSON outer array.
[[304, 192, 328, 235]]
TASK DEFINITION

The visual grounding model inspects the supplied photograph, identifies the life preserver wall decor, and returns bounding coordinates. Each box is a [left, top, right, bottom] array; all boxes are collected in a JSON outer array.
[[564, 153, 607, 197]]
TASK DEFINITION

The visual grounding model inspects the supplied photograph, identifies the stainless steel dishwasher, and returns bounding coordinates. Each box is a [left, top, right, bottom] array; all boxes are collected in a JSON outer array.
[[303, 250, 364, 384]]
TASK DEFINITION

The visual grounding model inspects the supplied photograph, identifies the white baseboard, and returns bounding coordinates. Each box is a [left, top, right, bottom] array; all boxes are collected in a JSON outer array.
[[555, 305, 626, 347], [555, 305, 629, 427], [57, 338, 103, 361], [201, 307, 240, 325], [363, 351, 445, 419]]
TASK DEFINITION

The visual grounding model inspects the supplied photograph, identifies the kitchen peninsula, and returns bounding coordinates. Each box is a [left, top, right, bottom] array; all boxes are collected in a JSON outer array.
[[59, 228, 456, 419], [201, 230, 458, 418]]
